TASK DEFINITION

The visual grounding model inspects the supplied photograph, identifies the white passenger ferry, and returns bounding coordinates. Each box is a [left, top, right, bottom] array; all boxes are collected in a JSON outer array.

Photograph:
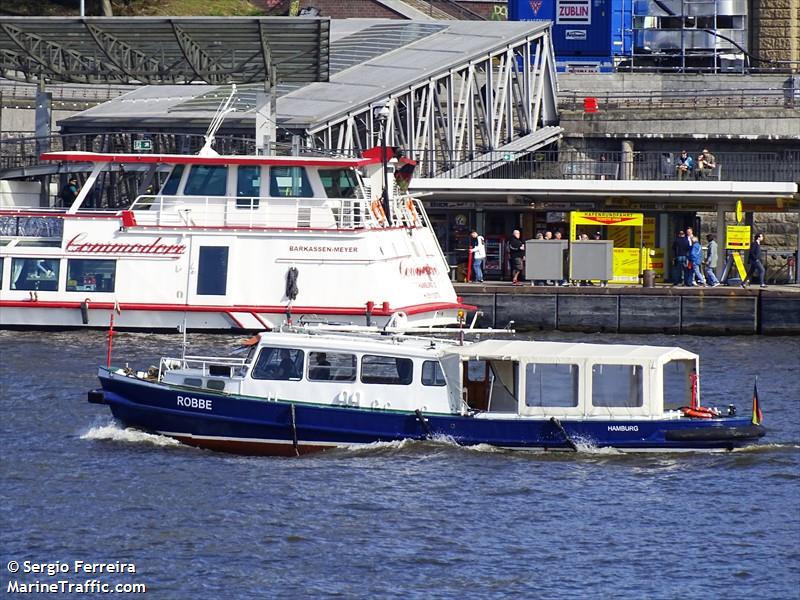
[[89, 327, 766, 454], [0, 147, 466, 330]]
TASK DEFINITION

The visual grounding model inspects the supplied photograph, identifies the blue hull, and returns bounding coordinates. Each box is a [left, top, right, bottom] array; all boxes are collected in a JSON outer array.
[[94, 372, 766, 455]]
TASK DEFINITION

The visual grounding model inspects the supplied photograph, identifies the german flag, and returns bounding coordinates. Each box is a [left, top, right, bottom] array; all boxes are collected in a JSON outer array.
[[751, 379, 764, 425]]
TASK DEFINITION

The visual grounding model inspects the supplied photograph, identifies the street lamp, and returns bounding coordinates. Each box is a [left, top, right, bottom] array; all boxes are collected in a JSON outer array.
[[373, 103, 391, 224]]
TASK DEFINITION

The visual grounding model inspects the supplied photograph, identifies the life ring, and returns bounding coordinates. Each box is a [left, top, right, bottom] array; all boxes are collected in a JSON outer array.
[[405, 198, 420, 225], [680, 406, 720, 419], [371, 199, 387, 225]]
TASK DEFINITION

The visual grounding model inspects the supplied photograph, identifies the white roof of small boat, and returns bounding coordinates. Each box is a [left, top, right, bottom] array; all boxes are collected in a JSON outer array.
[[442, 340, 697, 363]]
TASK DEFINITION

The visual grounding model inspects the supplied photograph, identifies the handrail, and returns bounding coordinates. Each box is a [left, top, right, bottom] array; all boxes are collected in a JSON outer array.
[[558, 87, 797, 111]]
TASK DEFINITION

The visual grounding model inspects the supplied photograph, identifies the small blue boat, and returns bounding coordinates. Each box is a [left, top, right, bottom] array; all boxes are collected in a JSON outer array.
[[89, 329, 766, 455]]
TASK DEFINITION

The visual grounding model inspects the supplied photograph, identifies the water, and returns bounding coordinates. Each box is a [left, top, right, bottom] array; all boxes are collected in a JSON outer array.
[[1, 330, 798, 599]]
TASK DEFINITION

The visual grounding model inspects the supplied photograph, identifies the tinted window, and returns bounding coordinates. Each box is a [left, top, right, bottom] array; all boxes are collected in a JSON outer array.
[[184, 165, 228, 196], [237, 166, 261, 208], [467, 360, 486, 382], [0, 259, 3, 289], [196, 247, 228, 295], [10, 258, 59, 291], [308, 351, 356, 382], [66, 259, 116, 292], [592, 364, 643, 408], [319, 168, 358, 198], [160, 165, 184, 195], [525, 363, 579, 408], [252, 347, 304, 381], [663, 360, 694, 411], [270, 166, 313, 198], [421, 360, 446, 386], [361, 355, 413, 385]]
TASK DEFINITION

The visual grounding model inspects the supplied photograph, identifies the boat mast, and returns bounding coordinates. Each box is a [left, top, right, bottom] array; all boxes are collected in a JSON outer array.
[[199, 84, 238, 157]]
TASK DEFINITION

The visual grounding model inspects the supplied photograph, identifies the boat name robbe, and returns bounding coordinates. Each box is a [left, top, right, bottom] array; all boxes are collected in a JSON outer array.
[[607, 425, 639, 432], [177, 395, 213, 410], [66, 233, 186, 256]]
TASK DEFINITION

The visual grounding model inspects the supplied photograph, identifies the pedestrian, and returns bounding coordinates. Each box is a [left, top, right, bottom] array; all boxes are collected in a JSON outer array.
[[59, 177, 79, 208], [704, 234, 720, 287], [742, 233, 766, 288], [593, 231, 602, 240], [697, 148, 717, 179], [671, 230, 689, 285], [469, 230, 486, 283], [675, 150, 694, 180], [544, 230, 553, 240], [687, 236, 706, 286], [508, 229, 525, 285]]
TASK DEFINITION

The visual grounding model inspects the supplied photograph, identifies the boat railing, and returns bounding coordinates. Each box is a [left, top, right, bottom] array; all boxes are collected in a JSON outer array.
[[159, 355, 249, 379], [129, 195, 379, 230]]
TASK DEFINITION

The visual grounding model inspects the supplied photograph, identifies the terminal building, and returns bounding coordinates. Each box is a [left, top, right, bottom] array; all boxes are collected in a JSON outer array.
[[1, 16, 798, 284]]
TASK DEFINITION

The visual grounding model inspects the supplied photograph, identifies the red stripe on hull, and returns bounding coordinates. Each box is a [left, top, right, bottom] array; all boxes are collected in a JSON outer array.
[[0, 300, 471, 317], [171, 435, 331, 456]]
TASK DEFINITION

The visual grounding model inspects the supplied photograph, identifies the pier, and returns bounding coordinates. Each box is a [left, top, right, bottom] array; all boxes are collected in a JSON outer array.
[[456, 283, 800, 335]]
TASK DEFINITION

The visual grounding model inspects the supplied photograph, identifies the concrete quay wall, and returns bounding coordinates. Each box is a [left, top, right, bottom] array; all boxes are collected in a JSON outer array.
[[456, 285, 800, 335]]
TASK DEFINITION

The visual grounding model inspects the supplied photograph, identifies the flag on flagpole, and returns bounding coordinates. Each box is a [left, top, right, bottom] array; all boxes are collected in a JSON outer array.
[[751, 379, 763, 425]]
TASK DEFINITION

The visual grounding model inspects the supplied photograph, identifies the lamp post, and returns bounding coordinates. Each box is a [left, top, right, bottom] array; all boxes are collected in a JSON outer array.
[[373, 103, 391, 224]]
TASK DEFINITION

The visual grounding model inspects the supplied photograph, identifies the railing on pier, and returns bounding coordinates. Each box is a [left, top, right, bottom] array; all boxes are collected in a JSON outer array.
[[410, 149, 800, 182], [558, 87, 799, 111]]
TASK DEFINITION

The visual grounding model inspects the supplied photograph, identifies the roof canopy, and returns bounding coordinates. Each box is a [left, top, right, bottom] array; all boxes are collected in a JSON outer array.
[[0, 17, 330, 84]]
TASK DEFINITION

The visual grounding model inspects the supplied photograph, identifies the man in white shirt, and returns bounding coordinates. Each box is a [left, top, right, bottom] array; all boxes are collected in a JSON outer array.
[[469, 230, 486, 283]]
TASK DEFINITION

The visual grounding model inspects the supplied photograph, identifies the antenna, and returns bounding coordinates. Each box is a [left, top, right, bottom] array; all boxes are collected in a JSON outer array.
[[199, 84, 238, 157]]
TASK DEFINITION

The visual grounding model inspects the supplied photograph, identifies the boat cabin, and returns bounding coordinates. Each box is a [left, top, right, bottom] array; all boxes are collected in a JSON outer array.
[[442, 340, 699, 419], [158, 334, 699, 420]]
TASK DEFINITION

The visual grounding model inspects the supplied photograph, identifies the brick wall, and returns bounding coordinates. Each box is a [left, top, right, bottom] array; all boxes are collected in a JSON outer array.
[[751, 0, 800, 66]]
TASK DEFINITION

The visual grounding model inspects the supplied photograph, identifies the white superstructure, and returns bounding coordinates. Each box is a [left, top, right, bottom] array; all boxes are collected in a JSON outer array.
[[0, 149, 466, 330]]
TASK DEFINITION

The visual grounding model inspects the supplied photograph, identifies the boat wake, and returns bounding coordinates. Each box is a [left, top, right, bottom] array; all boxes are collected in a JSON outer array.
[[80, 421, 181, 448]]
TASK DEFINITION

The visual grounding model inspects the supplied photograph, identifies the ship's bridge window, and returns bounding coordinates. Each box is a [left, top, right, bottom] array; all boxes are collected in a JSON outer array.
[[160, 165, 185, 195], [66, 259, 116, 292], [236, 165, 261, 208], [252, 347, 304, 381], [525, 363, 579, 408], [196, 246, 229, 296], [319, 168, 358, 198], [184, 165, 228, 196], [663, 359, 695, 411], [592, 364, 643, 408], [10, 258, 59, 292], [270, 166, 313, 198], [421, 360, 446, 386], [308, 351, 356, 382], [361, 355, 413, 385]]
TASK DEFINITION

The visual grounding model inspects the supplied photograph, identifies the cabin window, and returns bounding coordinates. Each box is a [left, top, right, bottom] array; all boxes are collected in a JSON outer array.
[[361, 355, 413, 385], [525, 363, 579, 408], [467, 360, 487, 382], [270, 166, 313, 198], [184, 165, 228, 196], [183, 377, 203, 388], [160, 165, 185, 195], [307, 351, 356, 382], [252, 347, 304, 381], [196, 246, 228, 295], [663, 359, 695, 411], [10, 258, 59, 291], [206, 379, 226, 391], [237, 166, 261, 208], [66, 259, 116, 292], [421, 360, 446, 386], [319, 168, 358, 198], [592, 364, 644, 408]]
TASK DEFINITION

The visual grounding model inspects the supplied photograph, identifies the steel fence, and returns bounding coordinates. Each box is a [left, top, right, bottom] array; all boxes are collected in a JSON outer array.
[[559, 87, 798, 111]]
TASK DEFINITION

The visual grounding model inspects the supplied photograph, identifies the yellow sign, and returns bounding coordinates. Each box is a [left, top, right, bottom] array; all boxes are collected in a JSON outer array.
[[571, 211, 643, 227], [641, 248, 665, 280], [727, 225, 751, 249], [735, 200, 743, 224], [733, 252, 747, 280], [643, 217, 656, 249], [612, 248, 641, 282]]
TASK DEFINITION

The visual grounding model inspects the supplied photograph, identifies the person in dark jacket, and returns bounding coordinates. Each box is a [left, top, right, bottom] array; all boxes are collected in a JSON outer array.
[[742, 233, 766, 288], [59, 177, 79, 208], [508, 229, 525, 285], [671, 230, 690, 285]]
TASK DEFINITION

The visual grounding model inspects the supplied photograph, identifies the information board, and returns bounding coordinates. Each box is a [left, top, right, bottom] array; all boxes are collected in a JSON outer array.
[[726, 225, 751, 250]]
